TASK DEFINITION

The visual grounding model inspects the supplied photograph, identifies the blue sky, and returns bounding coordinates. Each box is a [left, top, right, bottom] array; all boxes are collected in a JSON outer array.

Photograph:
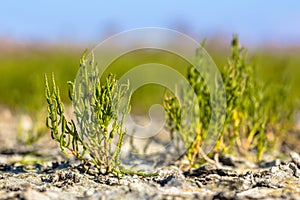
[[1, 1, 299, 45]]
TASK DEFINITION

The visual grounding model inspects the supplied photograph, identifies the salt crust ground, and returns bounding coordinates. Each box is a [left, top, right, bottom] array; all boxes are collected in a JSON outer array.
[[1, 108, 300, 199]]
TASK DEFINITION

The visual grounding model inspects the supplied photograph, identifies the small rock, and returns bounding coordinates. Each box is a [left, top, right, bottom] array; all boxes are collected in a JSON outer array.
[[84, 188, 95, 197], [288, 162, 300, 178], [259, 159, 281, 168], [156, 175, 175, 187], [185, 164, 217, 176], [0, 164, 11, 171], [219, 154, 256, 168], [290, 151, 300, 168], [270, 166, 279, 173], [24, 164, 38, 172], [237, 187, 268, 199], [132, 174, 138, 179], [24, 188, 51, 200]]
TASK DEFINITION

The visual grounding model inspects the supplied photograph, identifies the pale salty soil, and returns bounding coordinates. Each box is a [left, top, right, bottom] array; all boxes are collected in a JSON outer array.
[[1, 108, 300, 199]]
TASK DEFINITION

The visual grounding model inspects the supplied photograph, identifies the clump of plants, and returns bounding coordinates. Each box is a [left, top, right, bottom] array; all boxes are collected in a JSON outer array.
[[45, 37, 296, 173], [45, 51, 132, 175], [164, 36, 296, 167], [163, 39, 225, 166]]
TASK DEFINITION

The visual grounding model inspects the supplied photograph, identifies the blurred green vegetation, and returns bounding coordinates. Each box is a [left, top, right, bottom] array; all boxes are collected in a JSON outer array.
[[0, 47, 81, 112], [163, 37, 299, 165], [0, 43, 299, 116]]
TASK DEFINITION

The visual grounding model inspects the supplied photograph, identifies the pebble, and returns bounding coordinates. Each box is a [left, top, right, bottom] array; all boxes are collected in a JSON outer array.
[[24, 189, 51, 200], [288, 162, 299, 178], [290, 151, 300, 168], [84, 188, 95, 197], [270, 166, 279, 173]]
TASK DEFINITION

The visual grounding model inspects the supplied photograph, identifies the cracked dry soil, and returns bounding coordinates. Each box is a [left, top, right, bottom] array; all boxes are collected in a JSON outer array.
[[1, 110, 300, 200]]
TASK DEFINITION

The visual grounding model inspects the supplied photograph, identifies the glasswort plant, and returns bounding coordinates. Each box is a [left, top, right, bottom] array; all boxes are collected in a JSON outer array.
[[164, 36, 296, 167], [45, 51, 131, 175]]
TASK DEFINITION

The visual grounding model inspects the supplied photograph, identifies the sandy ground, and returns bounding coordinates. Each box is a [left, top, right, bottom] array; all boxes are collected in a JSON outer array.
[[1, 108, 300, 200]]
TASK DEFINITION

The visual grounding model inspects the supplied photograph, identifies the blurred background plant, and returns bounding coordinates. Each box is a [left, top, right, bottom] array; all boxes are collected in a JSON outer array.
[[163, 36, 299, 167]]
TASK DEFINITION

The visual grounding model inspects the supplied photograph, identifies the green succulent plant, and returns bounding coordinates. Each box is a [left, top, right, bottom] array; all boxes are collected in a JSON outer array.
[[45, 51, 132, 175], [164, 36, 296, 166]]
